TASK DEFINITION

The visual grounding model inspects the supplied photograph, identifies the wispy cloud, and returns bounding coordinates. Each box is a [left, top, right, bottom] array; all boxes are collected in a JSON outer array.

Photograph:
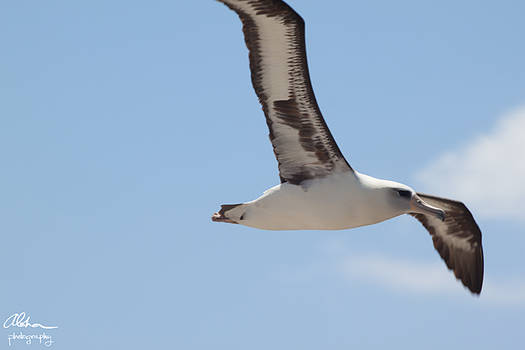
[[341, 254, 460, 295], [340, 253, 525, 306], [415, 106, 525, 222]]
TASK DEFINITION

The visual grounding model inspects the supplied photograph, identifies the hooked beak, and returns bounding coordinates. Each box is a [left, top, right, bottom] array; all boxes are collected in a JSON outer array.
[[410, 195, 446, 221]]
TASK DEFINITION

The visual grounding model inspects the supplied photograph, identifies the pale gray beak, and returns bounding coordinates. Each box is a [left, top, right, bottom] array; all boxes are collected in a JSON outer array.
[[410, 195, 446, 221]]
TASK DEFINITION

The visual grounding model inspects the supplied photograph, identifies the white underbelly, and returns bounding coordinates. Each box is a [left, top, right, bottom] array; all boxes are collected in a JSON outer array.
[[239, 173, 395, 231]]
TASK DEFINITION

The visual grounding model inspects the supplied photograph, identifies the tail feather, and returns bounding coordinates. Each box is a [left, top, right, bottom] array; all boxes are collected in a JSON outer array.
[[211, 203, 245, 224]]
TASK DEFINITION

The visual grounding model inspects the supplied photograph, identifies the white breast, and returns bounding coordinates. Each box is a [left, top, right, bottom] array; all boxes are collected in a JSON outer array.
[[239, 172, 402, 230]]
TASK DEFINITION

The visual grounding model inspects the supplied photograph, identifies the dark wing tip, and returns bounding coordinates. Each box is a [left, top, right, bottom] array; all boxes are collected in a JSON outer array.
[[470, 244, 484, 295], [431, 230, 484, 295]]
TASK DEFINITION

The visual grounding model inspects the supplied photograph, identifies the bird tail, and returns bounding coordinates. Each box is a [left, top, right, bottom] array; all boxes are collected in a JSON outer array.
[[211, 203, 246, 224]]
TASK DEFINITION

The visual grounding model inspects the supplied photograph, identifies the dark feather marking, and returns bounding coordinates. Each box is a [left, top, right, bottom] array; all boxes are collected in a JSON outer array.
[[217, 0, 353, 185], [409, 193, 484, 294]]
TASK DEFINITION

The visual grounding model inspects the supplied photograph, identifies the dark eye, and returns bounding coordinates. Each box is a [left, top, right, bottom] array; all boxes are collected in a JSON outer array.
[[397, 190, 412, 198]]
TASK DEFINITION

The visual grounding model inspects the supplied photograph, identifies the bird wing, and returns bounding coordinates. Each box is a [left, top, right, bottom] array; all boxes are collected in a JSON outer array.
[[409, 193, 484, 294], [217, 0, 353, 185]]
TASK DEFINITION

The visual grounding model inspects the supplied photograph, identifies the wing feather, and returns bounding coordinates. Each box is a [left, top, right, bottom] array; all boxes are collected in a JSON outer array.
[[217, 0, 352, 184], [409, 193, 484, 294]]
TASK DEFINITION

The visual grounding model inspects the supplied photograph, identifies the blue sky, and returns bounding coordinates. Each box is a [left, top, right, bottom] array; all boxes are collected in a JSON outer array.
[[2, 0, 525, 349]]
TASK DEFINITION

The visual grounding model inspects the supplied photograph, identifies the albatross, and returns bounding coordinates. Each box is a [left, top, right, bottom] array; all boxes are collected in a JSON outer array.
[[211, 0, 484, 295]]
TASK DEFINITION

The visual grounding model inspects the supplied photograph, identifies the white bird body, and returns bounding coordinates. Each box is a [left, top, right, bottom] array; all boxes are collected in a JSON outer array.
[[227, 172, 411, 231]]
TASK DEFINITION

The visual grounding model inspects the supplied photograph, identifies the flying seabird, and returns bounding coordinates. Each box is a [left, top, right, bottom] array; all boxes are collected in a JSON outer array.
[[211, 0, 484, 294]]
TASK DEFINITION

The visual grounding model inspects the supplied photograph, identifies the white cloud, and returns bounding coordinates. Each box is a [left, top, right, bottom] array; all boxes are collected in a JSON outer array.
[[415, 106, 525, 222], [341, 254, 461, 295], [341, 254, 525, 306]]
